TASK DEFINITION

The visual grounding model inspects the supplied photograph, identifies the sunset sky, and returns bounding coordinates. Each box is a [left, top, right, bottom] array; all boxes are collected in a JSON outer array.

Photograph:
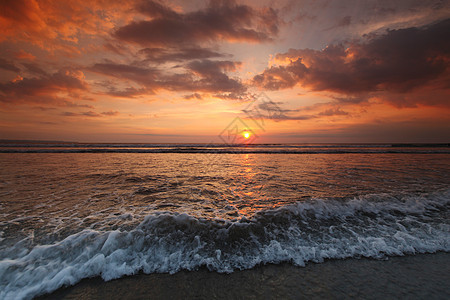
[[0, 0, 449, 143]]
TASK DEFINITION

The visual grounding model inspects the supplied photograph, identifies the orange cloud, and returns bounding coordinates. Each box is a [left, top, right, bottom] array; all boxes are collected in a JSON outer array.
[[14, 50, 36, 61], [0, 0, 135, 51]]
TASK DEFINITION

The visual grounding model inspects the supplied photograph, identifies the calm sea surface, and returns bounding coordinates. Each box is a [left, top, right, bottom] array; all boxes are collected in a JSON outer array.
[[0, 144, 449, 299]]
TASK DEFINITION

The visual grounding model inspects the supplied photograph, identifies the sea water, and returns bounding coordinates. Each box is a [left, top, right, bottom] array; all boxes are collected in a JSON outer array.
[[0, 144, 449, 299]]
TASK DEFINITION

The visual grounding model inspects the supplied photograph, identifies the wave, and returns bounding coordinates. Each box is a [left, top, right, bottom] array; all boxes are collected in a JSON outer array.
[[0, 143, 449, 154], [1, 148, 449, 154], [0, 143, 448, 148], [0, 190, 449, 299]]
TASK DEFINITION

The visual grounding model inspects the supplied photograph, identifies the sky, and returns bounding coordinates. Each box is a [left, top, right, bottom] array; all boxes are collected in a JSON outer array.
[[0, 0, 449, 143]]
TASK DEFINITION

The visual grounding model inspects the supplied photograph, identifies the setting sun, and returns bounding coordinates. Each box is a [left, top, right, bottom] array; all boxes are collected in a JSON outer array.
[[243, 131, 251, 139]]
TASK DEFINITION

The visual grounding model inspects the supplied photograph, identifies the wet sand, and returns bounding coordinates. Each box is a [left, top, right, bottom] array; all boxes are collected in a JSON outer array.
[[37, 252, 449, 299]]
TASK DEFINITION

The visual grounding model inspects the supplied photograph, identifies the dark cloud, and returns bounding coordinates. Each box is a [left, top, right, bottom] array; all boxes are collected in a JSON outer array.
[[0, 0, 40, 28], [184, 60, 244, 94], [62, 101, 94, 109], [33, 106, 57, 111], [91, 63, 159, 87], [115, 0, 279, 46], [61, 111, 100, 117], [23, 63, 48, 76], [330, 95, 369, 104], [254, 58, 307, 90], [187, 59, 239, 75], [323, 15, 352, 31], [93, 79, 150, 98], [62, 110, 119, 117], [213, 92, 251, 101], [100, 110, 119, 116], [136, 0, 179, 19], [105, 86, 150, 98], [183, 93, 203, 100], [271, 114, 316, 121], [337, 16, 352, 27], [245, 102, 350, 121], [0, 58, 20, 72], [0, 69, 87, 103], [275, 107, 349, 121], [31, 102, 92, 111], [62, 111, 97, 117], [90, 59, 246, 97], [139, 47, 225, 63], [254, 19, 450, 105], [317, 108, 349, 116]]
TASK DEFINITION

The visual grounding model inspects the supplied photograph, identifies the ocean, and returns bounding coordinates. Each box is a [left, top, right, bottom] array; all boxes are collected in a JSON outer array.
[[0, 143, 449, 299]]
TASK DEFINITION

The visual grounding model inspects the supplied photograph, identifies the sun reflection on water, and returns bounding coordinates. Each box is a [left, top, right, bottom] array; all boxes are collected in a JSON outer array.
[[1, 152, 449, 230]]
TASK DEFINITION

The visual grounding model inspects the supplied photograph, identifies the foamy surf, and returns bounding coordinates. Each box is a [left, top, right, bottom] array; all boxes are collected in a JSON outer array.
[[0, 142, 449, 154], [1, 190, 449, 300]]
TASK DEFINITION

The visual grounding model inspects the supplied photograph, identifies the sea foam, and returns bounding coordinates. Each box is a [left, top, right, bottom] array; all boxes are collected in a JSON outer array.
[[0, 190, 449, 299]]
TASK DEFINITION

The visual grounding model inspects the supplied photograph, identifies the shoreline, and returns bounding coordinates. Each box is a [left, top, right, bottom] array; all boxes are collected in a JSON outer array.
[[37, 252, 450, 299]]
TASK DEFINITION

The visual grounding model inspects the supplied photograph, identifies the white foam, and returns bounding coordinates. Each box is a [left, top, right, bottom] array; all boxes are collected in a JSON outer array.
[[0, 190, 449, 299]]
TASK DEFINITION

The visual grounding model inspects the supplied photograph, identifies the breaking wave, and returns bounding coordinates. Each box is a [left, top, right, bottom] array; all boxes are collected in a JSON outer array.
[[0, 143, 449, 154], [0, 190, 449, 299]]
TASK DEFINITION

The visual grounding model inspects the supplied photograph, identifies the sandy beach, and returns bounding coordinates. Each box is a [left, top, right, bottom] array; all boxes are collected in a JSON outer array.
[[37, 252, 450, 299]]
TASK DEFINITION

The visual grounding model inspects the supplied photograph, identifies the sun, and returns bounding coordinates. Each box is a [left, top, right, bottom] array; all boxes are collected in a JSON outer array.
[[242, 130, 251, 139]]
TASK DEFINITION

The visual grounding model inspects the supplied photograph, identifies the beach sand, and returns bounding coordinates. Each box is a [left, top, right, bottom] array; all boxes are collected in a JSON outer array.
[[37, 252, 449, 299]]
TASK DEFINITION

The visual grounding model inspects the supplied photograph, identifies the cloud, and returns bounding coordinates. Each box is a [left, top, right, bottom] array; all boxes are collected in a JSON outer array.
[[101, 110, 119, 116], [183, 59, 245, 94], [90, 59, 246, 97], [103, 86, 150, 98], [0, 0, 135, 51], [337, 16, 352, 27], [61, 110, 119, 117], [187, 59, 240, 75], [0, 68, 87, 104], [243, 100, 351, 122], [265, 106, 350, 121], [317, 108, 349, 116], [329, 95, 369, 104], [323, 15, 352, 31], [135, 0, 179, 19], [0, 58, 20, 72], [31, 102, 93, 111], [115, 0, 279, 46], [14, 50, 36, 61], [33, 106, 57, 111], [22, 63, 48, 76], [254, 58, 307, 90], [213, 92, 251, 101], [62, 101, 94, 108], [0, 0, 47, 42], [62, 111, 97, 117], [254, 19, 450, 106], [1, 1, 272, 103], [139, 47, 226, 63], [183, 93, 203, 100], [91, 63, 159, 87]]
